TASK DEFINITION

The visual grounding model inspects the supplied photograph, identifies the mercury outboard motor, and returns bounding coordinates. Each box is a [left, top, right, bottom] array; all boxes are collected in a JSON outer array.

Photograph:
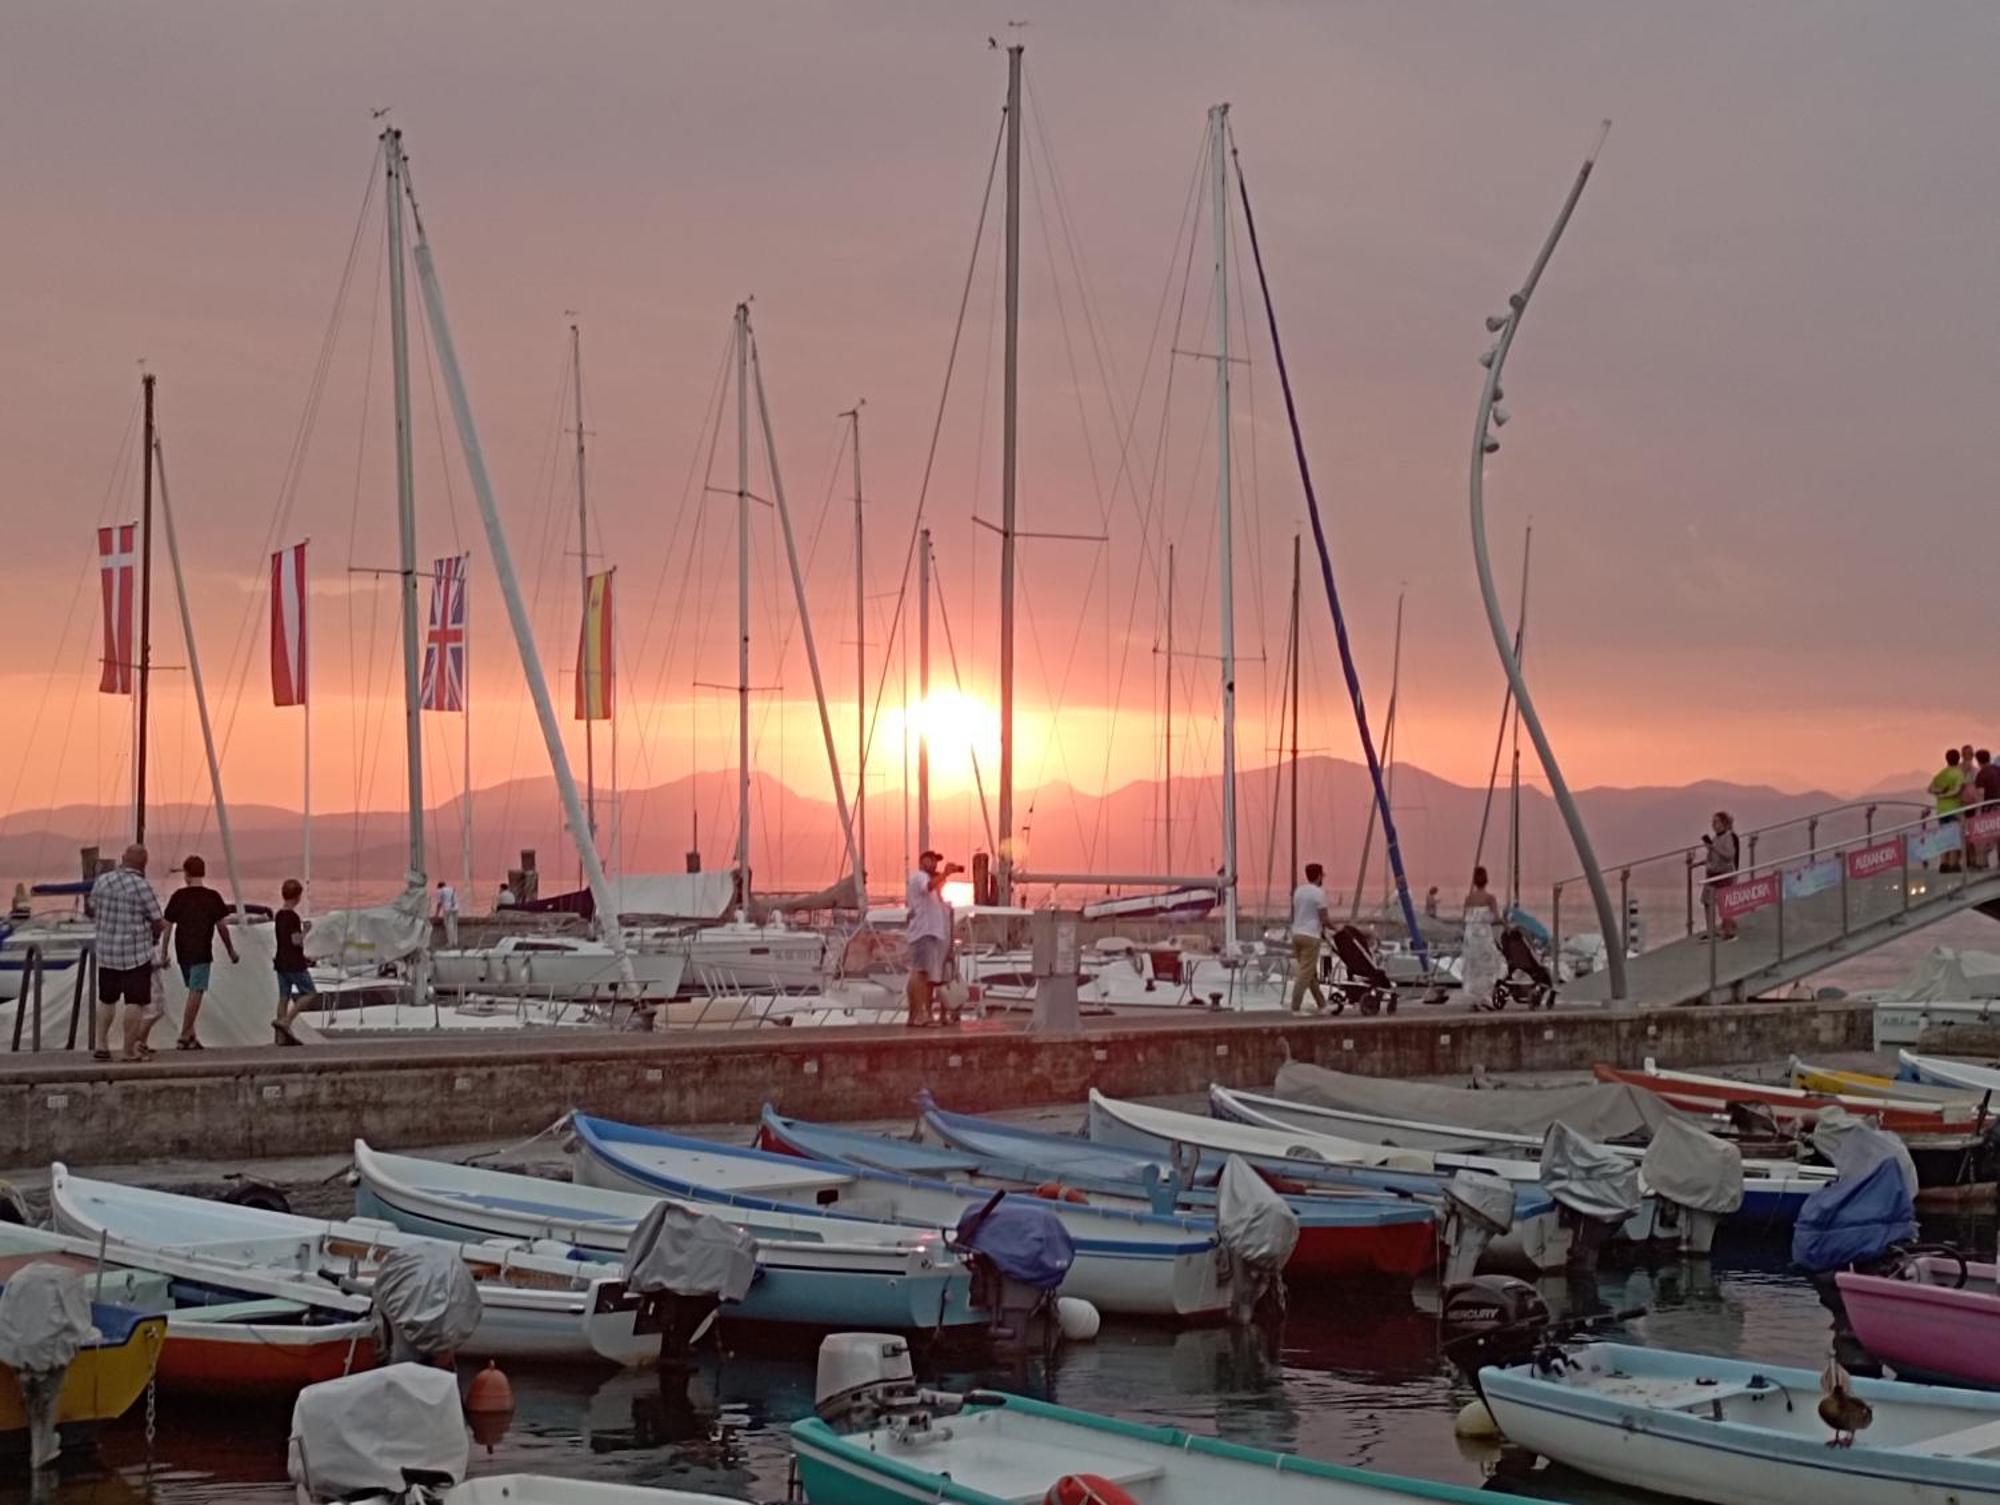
[[1439, 1276, 1553, 1390]]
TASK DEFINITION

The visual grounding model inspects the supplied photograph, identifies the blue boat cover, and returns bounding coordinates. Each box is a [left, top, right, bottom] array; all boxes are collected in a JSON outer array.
[[950, 1195, 1075, 1290], [1790, 1158, 1916, 1272]]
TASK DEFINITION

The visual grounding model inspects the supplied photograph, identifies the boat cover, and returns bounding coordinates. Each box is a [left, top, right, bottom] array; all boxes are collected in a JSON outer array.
[[1443, 1170, 1519, 1234], [1810, 1106, 1920, 1201], [1640, 1117, 1744, 1214], [1216, 1156, 1299, 1272], [288, 1363, 468, 1498], [1791, 1158, 1916, 1271], [0, 1264, 92, 1374], [623, 1199, 757, 1303], [1275, 1061, 1684, 1145], [1539, 1123, 1642, 1223], [304, 883, 428, 967], [370, 1244, 482, 1358], [607, 871, 735, 920], [949, 1195, 1075, 1290]]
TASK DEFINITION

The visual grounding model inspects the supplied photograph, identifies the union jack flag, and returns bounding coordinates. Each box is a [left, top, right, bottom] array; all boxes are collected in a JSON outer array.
[[419, 554, 468, 712]]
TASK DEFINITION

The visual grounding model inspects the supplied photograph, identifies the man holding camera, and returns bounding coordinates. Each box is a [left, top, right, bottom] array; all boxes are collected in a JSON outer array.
[[906, 848, 959, 1027]]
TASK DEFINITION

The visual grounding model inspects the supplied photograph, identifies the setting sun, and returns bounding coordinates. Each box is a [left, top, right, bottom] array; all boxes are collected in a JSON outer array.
[[883, 688, 1002, 792]]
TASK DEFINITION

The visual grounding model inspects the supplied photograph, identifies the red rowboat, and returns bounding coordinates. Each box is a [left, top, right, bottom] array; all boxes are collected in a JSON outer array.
[[1594, 1061, 1983, 1137]]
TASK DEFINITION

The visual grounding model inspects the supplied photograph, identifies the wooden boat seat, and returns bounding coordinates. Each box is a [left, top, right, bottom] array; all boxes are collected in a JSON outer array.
[[1900, 1416, 2000, 1458], [171, 1297, 306, 1323]]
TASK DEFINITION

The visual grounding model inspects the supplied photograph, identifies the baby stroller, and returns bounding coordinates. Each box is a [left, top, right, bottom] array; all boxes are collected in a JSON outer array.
[[1482, 924, 1556, 1011], [1327, 925, 1399, 1017]]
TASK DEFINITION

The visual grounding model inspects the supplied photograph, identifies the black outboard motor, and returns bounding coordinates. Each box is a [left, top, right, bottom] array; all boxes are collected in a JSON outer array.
[[1439, 1276, 1553, 1392], [621, 1199, 758, 1373], [948, 1192, 1075, 1351]]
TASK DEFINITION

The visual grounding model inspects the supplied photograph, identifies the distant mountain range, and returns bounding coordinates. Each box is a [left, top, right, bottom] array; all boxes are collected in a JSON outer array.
[[0, 759, 1925, 906]]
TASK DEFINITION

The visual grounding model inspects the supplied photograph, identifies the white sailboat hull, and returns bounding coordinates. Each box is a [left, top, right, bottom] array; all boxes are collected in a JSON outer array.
[[432, 945, 685, 1001]]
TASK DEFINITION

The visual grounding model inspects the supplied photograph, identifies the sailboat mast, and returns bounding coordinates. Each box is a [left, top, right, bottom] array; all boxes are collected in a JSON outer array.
[[572, 321, 596, 851], [917, 528, 931, 854], [996, 42, 1023, 904], [1288, 532, 1300, 885], [845, 404, 866, 897], [383, 129, 426, 891], [134, 372, 155, 845], [734, 302, 751, 910], [1164, 542, 1174, 872], [1210, 102, 1240, 952]]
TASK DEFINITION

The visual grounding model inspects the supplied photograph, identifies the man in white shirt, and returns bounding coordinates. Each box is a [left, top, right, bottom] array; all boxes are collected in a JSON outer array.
[[1289, 862, 1331, 1016], [906, 849, 959, 1027], [433, 880, 460, 947]]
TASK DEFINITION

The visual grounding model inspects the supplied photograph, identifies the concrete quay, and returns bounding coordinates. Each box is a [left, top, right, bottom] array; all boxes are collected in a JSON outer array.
[[0, 999, 1870, 1173]]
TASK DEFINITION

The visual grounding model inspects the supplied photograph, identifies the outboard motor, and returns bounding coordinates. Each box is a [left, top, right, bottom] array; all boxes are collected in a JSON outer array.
[[1439, 1275, 1552, 1391], [0, 1264, 94, 1470], [1440, 1171, 1519, 1284], [1642, 1118, 1744, 1256], [621, 1199, 758, 1372], [1793, 1151, 1919, 1375], [369, 1244, 483, 1366], [289, 1363, 468, 1503], [814, 1333, 965, 1441], [1539, 1122, 1643, 1274], [949, 1193, 1075, 1350], [1216, 1157, 1299, 1324]]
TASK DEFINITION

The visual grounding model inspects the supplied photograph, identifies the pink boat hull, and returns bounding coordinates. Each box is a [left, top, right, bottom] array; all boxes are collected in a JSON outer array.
[[1839, 1257, 2000, 1387]]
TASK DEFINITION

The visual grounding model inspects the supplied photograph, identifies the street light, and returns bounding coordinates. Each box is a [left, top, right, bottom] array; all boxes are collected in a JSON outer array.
[[1466, 120, 1629, 1005]]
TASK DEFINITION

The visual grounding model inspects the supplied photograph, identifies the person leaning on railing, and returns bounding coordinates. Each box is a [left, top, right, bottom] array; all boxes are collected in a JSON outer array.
[[1701, 812, 1740, 941]]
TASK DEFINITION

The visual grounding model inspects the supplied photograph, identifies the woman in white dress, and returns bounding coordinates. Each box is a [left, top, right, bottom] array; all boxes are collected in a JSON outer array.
[[1460, 866, 1505, 1010]]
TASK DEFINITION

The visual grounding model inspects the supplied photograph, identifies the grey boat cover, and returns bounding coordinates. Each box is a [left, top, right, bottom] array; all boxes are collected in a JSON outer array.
[[0, 1264, 92, 1374], [370, 1244, 483, 1358], [1811, 1106, 1920, 1200], [623, 1200, 758, 1302], [1540, 1122, 1643, 1223], [1216, 1156, 1300, 1273], [1640, 1117, 1744, 1214], [288, 1362, 467, 1498], [1274, 1061, 1685, 1146]]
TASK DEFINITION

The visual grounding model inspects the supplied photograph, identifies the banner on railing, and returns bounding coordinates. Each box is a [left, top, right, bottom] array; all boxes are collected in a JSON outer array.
[[1784, 857, 1841, 901], [1846, 836, 1903, 881], [1907, 824, 1963, 866], [1967, 807, 2000, 846], [1715, 873, 1780, 921]]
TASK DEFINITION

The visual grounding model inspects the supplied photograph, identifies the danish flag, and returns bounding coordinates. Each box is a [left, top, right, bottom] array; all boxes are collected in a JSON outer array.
[[98, 524, 136, 695]]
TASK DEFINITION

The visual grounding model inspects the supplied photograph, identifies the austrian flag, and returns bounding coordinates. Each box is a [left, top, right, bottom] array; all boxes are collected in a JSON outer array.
[[98, 523, 137, 695], [270, 541, 308, 707]]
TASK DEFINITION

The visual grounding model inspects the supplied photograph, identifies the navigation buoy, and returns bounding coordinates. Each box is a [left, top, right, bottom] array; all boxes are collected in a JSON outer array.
[[1056, 1297, 1101, 1342], [1453, 1397, 1499, 1439], [466, 1359, 515, 1413]]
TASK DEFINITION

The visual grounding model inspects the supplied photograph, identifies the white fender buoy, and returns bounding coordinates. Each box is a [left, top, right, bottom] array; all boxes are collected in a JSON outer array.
[[1454, 1397, 1500, 1440], [1056, 1297, 1101, 1342]]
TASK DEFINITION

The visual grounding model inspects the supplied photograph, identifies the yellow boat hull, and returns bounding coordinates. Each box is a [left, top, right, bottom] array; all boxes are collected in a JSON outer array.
[[0, 1311, 165, 1439], [1791, 1063, 1902, 1095]]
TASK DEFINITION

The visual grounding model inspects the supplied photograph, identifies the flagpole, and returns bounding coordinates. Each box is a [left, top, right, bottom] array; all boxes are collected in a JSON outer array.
[[302, 538, 312, 904]]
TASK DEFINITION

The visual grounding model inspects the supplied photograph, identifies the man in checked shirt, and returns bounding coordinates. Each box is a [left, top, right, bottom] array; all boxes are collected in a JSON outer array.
[[86, 844, 165, 1063]]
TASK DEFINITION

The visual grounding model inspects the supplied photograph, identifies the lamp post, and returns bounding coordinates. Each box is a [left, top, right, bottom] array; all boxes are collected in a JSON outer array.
[[1468, 121, 1628, 1005]]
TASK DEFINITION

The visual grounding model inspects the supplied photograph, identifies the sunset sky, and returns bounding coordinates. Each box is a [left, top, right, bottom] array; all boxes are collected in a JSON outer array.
[[5, 2, 1996, 883]]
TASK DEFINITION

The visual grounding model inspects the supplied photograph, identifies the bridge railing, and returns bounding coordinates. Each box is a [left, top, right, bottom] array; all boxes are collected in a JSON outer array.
[[1549, 799, 1931, 963]]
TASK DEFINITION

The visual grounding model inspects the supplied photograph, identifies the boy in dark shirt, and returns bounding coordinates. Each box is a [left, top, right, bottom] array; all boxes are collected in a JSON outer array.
[[161, 855, 237, 1050], [273, 878, 313, 1046]]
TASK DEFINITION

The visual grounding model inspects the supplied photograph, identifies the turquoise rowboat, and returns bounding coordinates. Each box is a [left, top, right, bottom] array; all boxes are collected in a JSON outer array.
[[791, 1389, 1552, 1505]]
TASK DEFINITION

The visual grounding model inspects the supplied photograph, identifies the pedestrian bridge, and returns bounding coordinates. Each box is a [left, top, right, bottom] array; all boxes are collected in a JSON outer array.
[[1553, 800, 2000, 1009]]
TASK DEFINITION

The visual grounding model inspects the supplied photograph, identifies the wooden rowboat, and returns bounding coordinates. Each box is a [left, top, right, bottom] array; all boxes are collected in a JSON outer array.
[[1594, 1060, 1983, 1135]]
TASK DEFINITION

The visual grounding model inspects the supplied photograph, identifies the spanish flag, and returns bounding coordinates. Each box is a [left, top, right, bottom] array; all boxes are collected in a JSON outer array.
[[575, 568, 613, 721]]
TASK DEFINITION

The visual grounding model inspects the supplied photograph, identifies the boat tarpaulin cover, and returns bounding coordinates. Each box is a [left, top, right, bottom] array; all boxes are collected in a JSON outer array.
[[1539, 1122, 1642, 1223], [610, 871, 735, 920], [1216, 1156, 1300, 1273], [159, 920, 322, 1047], [1791, 1158, 1917, 1272], [949, 1194, 1075, 1291], [1639, 1118, 1744, 1215], [304, 883, 427, 967], [288, 1363, 468, 1498], [369, 1244, 482, 1359], [622, 1200, 757, 1303], [1810, 1106, 1920, 1201], [0, 1264, 92, 1374], [1896, 946, 2000, 1001], [1276, 1061, 1684, 1144]]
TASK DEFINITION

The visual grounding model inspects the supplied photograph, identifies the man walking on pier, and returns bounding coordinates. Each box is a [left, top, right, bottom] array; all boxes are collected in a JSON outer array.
[[86, 844, 163, 1063], [163, 855, 237, 1051], [1289, 863, 1331, 1016], [906, 849, 958, 1028]]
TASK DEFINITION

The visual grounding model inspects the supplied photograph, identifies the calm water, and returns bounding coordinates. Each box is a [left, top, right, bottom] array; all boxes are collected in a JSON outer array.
[[18, 1221, 1993, 1505]]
